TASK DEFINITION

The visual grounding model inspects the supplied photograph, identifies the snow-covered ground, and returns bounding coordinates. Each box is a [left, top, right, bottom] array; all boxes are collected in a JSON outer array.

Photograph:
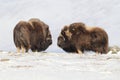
[[0, 51, 120, 80]]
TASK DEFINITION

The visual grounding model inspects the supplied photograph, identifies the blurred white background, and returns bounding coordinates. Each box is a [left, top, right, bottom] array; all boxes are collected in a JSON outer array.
[[0, 0, 120, 52]]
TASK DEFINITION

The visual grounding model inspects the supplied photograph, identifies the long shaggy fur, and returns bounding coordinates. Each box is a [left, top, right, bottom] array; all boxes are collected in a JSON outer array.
[[68, 22, 108, 54], [28, 18, 52, 52], [58, 22, 108, 54], [13, 18, 52, 53], [13, 21, 33, 52]]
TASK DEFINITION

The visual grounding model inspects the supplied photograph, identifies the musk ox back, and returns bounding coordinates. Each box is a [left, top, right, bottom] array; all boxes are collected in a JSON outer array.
[[66, 22, 108, 54], [57, 26, 77, 53], [13, 18, 52, 53]]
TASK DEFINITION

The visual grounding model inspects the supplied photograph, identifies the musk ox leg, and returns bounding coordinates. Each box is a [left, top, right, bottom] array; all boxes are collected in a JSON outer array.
[[31, 49, 37, 52], [32, 49, 38, 52], [77, 49, 83, 54], [96, 51, 99, 54], [21, 46, 26, 53], [95, 51, 101, 55], [16, 47, 26, 53], [17, 47, 20, 53], [21, 46, 30, 53]]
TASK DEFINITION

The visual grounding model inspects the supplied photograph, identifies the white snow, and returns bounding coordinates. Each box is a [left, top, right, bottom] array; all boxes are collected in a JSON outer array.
[[0, 52, 120, 80]]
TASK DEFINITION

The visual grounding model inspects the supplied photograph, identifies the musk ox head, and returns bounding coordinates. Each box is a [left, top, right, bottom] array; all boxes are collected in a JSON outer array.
[[57, 26, 70, 47], [40, 25, 52, 51], [57, 26, 77, 53]]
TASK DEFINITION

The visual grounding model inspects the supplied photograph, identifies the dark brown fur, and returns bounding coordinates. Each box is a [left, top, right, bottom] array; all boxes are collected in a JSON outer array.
[[28, 18, 52, 52], [57, 26, 77, 53], [67, 22, 109, 54], [13, 21, 33, 52], [13, 18, 52, 53]]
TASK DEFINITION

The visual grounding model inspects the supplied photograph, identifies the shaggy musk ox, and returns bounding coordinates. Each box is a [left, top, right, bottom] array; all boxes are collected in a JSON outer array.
[[57, 26, 77, 53], [65, 22, 108, 54], [13, 18, 52, 53]]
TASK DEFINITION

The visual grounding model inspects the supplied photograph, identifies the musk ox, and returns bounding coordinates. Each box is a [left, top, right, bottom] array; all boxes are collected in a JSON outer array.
[[65, 22, 108, 54], [57, 26, 77, 53], [13, 18, 52, 53]]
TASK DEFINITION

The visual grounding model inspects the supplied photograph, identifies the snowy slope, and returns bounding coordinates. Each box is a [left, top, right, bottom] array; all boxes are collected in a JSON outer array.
[[0, 52, 120, 80], [0, 0, 120, 52]]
